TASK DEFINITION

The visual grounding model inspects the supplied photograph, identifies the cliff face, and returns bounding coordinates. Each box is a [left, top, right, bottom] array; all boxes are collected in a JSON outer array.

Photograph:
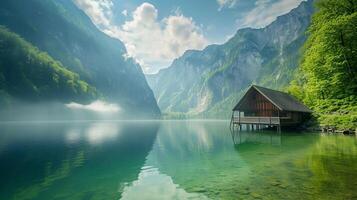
[[147, 0, 313, 118]]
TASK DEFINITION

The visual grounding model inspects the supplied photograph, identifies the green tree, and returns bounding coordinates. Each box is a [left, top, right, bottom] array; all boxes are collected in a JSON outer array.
[[0, 26, 97, 106], [289, 0, 357, 129]]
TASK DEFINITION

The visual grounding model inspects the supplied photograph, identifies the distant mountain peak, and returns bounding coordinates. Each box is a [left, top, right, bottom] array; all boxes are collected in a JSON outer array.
[[147, 0, 314, 117]]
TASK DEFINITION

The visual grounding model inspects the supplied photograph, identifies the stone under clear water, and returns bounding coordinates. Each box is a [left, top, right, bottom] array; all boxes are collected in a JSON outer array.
[[0, 121, 356, 200]]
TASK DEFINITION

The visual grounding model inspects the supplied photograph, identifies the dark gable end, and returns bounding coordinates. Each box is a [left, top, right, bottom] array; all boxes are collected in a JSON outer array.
[[234, 85, 312, 113]]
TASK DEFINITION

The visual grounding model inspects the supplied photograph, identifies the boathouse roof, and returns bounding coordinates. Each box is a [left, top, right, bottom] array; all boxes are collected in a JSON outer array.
[[233, 85, 312, 113]]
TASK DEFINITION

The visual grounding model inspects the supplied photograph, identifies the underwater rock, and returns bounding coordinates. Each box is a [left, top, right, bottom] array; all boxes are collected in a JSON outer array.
[[240, 190, 250, 195], [271, 181, 281, 186], [193, 188, 207, 193], [279, 183, 289, 189], [250, 192, 262, 199]]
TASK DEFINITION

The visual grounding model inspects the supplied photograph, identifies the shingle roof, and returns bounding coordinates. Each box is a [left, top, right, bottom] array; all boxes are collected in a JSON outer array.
[[234, 85, 312, 113]]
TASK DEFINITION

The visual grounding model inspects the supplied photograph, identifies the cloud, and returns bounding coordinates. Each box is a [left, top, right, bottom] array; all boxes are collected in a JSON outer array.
[[75, 2, 208, 74], [216, 0, 239, 10], [238, 0, 305, 28], [107, 3, 207, 73], [66, 100, 120, 113], [73, 0, 113, 29], [122, 9, 128, 17]]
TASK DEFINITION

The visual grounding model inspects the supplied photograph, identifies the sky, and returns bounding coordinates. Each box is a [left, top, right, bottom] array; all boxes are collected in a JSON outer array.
[[74, 0, 305, 74]]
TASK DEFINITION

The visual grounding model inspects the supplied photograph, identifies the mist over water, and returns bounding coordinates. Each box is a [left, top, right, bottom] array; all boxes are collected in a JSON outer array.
[[0, 100, 153, 121], [66, 101, 121, 113]]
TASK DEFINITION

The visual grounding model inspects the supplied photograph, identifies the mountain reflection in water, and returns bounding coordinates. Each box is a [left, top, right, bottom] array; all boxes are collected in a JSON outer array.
[[0, 121, 356, 200]]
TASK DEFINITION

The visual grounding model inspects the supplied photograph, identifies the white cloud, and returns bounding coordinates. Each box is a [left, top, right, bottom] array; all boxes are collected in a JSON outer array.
[[109, 3, 207, 73], [73, 0, 113, 28], [66, 100, 120, 113], [122, 9, 128, 17], [216, 0, 239, 10], [75, 2, 208, 74], [238, 0, 305, 28]]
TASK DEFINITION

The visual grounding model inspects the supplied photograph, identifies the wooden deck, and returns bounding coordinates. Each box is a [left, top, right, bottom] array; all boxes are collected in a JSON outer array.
[[230, 116, 282, 132], [231, 116, 280, 125], [230, 116, 287, 133]]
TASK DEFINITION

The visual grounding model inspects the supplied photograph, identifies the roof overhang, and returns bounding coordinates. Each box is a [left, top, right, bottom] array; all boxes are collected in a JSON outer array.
[[233, 85, 283, 111], [233, 85, 312, 113]]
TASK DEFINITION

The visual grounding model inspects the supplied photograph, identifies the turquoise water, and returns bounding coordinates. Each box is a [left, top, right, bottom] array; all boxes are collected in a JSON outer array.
[[0, 121, 356, 200]]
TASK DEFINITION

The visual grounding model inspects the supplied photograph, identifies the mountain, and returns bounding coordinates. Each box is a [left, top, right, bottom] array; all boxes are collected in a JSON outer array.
[[147, 0, 314, 118], [0, 26, 96, 108], [0, 0, 160, 118]]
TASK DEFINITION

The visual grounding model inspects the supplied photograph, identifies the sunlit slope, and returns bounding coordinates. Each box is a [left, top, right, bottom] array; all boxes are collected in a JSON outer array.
[[0, 27, 97, 108]]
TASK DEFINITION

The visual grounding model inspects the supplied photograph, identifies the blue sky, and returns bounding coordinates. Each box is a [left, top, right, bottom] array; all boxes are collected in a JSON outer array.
[[74, 0, 305, 73]]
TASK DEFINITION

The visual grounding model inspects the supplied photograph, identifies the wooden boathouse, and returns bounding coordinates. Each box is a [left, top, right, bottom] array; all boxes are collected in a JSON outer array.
[[230, 85, 312, 131]]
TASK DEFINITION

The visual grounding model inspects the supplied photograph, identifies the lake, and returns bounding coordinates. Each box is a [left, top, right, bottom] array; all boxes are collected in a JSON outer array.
[[0, 120, 356, 200]]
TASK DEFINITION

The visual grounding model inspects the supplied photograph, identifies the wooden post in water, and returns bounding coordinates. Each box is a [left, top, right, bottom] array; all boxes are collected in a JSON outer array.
[[230, 111, 234, 131], [238, 111, 241, 131], [277, 111, 281, 133]]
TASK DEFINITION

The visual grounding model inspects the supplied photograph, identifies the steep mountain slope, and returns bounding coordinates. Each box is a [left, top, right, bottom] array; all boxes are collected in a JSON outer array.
[[147, 0, 314, 118], [0, 26, 96, 108], [0, 0, 160, 117]]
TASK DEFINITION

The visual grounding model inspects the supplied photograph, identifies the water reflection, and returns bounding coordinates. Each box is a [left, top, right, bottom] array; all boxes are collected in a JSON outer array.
[[65, 128, 81, 144], [13, 151, 85, 200], [121, 166, 208, 200], [84, 122, 121, 145], [142, 122, 357, 199], [0, 121, 356, 199], [154, 121, 216, 155], [0, 121, 159, 200], [143, 121, 252, 199], [230, 130, 282, 146], [120, 121, 224, 200], [64, 122, 121, 145], [302, 135, 357, 199]]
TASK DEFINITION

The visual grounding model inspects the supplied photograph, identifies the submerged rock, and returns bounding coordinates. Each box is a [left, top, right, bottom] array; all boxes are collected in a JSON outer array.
[[271, 181, 281, 186], [250, 192, 262, 199], [279, 183, 289, 189], [193, 188, 207, 193], [240, 190, 250, 195]]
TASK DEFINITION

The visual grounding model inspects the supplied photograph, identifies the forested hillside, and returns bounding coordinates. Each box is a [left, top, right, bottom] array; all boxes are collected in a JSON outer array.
[[0, 26, 96, 109], [0, 0, 160, 118], [289, 0, 357, 129]]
